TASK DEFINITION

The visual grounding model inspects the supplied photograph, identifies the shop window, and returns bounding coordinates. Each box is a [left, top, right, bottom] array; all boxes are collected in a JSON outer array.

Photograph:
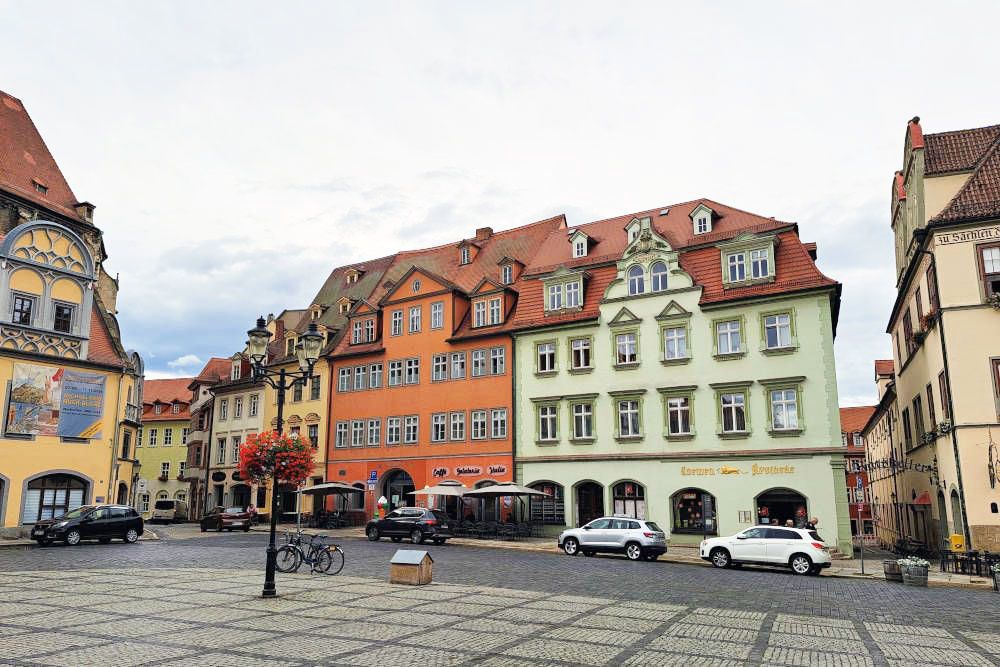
[[671, 488, 716, 535], [613, 482, 645, 519], [755, 488, 808, 527], [23, 474, 88, 522]]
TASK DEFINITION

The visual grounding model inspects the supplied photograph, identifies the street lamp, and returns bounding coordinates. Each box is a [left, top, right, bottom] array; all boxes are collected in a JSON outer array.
[[246, 317, 324, 598]]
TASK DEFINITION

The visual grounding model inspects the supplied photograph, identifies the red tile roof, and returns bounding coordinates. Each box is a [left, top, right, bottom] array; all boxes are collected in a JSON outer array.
[[840, 406, 876, 434], [875, 359, 894, 376], [507, 265, 618, 332], [191, 357, 231, 386], [0, 90, 86, 221], [86, 305, 127, 366], [142, 378, 193, 421], [931, 136, 1000, 223], [924, 123, 1000, 175]]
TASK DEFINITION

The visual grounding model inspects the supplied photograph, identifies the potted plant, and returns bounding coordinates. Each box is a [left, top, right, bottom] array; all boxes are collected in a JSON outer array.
[[989, 293, 1000, 310], [920, 309, 938, 330], [937, 419, 953, 435], [883, 559, 903, 582], [157, 474, 168, 482], [898, 556, 930, 587], [911, 329, 927, 345]]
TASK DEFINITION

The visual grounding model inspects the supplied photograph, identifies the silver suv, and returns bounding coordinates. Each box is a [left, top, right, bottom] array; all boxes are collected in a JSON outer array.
[[558, 516, 668, 561]]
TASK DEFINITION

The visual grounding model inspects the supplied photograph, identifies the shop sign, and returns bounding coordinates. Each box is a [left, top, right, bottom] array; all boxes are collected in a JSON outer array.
[[681, 464, 796, 476], [211, 471, 226, 482], [488, 464, 507, 475], [936, 226, 1000, 245], [456, 465, 482, 476], [432, 467, 449, 478]]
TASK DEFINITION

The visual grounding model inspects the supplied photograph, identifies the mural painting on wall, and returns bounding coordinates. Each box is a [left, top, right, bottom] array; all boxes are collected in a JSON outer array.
[[6, 363, 106, 438]]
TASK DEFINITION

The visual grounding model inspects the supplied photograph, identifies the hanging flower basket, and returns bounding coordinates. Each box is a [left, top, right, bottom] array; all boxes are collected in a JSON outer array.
[[883, 559, 903, 582], [238, 431, 315, 488], [898, 557, 930, 587]]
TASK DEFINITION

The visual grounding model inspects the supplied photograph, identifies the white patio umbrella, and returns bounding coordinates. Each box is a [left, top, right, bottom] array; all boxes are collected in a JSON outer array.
[[462, 484, 551, 524], [408, 484, 468, 497]]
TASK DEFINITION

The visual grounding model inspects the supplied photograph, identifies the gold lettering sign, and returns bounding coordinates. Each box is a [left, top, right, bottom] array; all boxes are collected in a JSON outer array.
[[680, 466, 715, 476], [752, 464, 795, 475]]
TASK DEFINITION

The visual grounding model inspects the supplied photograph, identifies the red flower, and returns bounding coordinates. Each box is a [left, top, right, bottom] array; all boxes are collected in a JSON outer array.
[[239, 431, 314, 487]]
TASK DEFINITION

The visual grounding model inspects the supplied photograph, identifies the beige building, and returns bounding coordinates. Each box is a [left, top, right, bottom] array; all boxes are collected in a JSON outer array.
[[206, 354, 264, 510], [877, 117, 1000, 551]]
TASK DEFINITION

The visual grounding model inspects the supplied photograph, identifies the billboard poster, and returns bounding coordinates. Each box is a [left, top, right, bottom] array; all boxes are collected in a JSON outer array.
[[58, 371, 106, 438], [6, 363, 105, 439]]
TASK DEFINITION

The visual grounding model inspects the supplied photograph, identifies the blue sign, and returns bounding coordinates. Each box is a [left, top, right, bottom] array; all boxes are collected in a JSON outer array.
[[58, 370, 106, 439], [368, 470, 378, 482], [856, 476, 864, 489]]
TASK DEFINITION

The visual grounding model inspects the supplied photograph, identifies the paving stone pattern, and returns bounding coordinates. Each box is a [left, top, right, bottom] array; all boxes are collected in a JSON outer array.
[[0, 567, 997, 666]]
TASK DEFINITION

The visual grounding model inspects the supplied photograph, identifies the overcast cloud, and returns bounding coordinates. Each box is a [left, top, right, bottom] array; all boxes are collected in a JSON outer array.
[[2, 1, 997, 404]]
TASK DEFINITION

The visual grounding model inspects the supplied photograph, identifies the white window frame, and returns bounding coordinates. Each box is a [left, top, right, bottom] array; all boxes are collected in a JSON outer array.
[[352, 320, 363, 344], [616, 332, 638, 365], [565, 281, 581, 308], [627, 266, 645, 295], [770, 388, 799, 431], [354, 366, 367, 390], [367, 419, 381, 447], [538, 404, 558, 441], [335, 422, 349, 448], [471, 410, 487, 440], [388, 360, 403, 387], [369, 363, 383, 388], [338, 367, 351, 392], [650, 261, 668, 292], [537, 342, 556, 373], [573, 238, 587, 257], [351, 420, 365, 447], [750, 248, 770, 279], [663, 326, 688, 360], [764, 313, 792, 349], [490, 408, 508, 439], [408, 306, 421, 333], [163, 428, 173, 446], [474, 301, 487, 327], [432, 354, 448, 381], [667, 396, 691, 435], [716, 320, 742, 355], [547, 283, 563, 310], [572, 402, 593, 439], [430, 301, 444, 329], [501, 264, 513, 284], [450, 412, 465, 440], [403, 416, 419, 444], [721, 393, 747, 433], [571, 338, 591, 369], [364, 318, 375, 342], [727, 252, 747, 282], [386, 417, 401, 446], [431, 413, 447, 442], [471, 349, 487, 377], [488, 297, 502, 325], [490, 347, 505, 375], [617, 400, 640, 438], [404, 358, 420, 384], [390, 310, 403, 336], [249, 394, 259, 417], [450, 352, 466, 379]]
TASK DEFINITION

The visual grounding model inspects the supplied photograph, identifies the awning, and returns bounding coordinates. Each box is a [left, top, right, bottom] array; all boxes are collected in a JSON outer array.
[[463, 483, 550, 497], [408, 484, 468, 497], [298, 482, 364, 495], [910, 491, 932, 506]]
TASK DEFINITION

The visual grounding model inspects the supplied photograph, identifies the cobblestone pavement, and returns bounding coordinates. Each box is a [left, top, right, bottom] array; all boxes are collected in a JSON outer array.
[[1, 531, 998, 666]]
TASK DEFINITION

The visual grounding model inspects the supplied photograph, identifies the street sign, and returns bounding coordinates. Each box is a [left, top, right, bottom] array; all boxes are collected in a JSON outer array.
[[367, 482, 376, 491], [856, 476, 863, 489], [368, 470, 378, 482]]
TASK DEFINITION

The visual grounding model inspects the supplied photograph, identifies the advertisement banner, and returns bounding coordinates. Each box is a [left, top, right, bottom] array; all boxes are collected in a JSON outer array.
[[6, 363, 105, 439]]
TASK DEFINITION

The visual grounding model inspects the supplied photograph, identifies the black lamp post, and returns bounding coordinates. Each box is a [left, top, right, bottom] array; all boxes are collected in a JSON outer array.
[[246, 317, 324, 598]]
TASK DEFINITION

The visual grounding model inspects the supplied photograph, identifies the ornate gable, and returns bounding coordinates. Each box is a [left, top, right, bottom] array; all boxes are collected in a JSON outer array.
[[607, 306, 642, 327]]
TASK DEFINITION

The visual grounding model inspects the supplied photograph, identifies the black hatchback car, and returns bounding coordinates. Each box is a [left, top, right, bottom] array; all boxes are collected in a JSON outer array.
[[366, 508, 452, 545], [31, 504, 144, 546]]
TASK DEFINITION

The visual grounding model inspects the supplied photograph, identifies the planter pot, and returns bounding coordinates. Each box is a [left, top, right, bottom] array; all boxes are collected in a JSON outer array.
[[883, 560, 903, 582], [901, 564, 929, 587]]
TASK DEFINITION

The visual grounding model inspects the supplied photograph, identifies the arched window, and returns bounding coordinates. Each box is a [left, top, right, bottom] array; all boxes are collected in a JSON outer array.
[[174, 490, 187, 503], [23, 474, 87, 522], [528, 482, 565, 525], [650, 262, 668, 292], [671, 488, 717, 535], [156, 490, 169, 501], [612, 481, 645, 519], [627, 266, 645, 295], [949, 490, 963, 538]]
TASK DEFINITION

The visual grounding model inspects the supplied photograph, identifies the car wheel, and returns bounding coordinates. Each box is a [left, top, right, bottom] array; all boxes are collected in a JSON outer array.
[[366, 526, 380, 541], [583, 550, 595, 557], [625, 542, 643, 561], [124, 528, 139, 544], [410, 529, 424, 545], [562, 537, 579, 556], [790, 554, 813, 575], [391, 537, 402, 543], [64, 529, 82, 546], [98, 537, 111, 544], [243, 526, 250, 532], [710, 547, 731, 568]]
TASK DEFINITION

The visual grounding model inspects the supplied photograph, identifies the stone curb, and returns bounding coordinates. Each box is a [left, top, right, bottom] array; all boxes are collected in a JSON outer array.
[[0, 531, 159, 549]]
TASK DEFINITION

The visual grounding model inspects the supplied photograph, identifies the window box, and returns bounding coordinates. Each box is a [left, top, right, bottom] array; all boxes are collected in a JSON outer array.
[[614, 435, 644, 444], [660, 357, 692, 366], [760, 346, 797, 357], [569, 437, 595, 445], [567, 366, 595, 375], [921, 430, 937, 444], [157, 474, 168, 482], [614, 361, 641, 371], [920, 310, 938, 330], [767, 427, 803, 437], [937, 419, 953, 434], [712, 351, 746, 361]]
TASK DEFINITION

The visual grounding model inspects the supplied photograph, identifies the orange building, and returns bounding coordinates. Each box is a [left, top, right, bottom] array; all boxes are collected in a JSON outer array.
[[326, 218, 564, 518]]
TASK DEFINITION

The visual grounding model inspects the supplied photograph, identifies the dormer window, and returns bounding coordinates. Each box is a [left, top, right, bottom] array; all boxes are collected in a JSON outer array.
[[154, 403, 162, 415], [720, 236, 776, 287], [629, 227, 639, 243], [311, 310, 320, 320], [286, 337, 296, 357], [364, 318, 375, 341], [345, 269, 361, 284], [544, 278, 583, 312], [32, 179, 48, 195], [231, 361, 241, 380], [501, 264, 513, 285], [574, 239, 587, 258], [690, 204, 714, 235], [171, 402, 180, 414], [338, 298, 351, 314], [461, 246, 471, 265]]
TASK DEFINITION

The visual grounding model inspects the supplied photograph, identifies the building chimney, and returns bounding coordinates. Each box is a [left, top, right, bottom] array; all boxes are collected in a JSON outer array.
[[73, 201, 95, 223], [475, 227, 493, 241]]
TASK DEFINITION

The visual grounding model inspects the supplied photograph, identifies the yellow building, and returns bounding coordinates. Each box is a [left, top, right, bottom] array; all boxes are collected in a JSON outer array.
[[134, 379, 192, 518], [878, 117, 1000, 551], [0, 89, 141, 531]]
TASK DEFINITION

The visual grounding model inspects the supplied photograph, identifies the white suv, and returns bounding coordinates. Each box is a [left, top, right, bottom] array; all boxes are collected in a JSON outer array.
[[558, 517, 668, 561], [700, 526, 831, 575]]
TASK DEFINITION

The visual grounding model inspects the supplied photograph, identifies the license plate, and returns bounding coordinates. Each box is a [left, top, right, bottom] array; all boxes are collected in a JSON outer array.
[[231, 521, 243, 526], [32, 528, 44, 535]]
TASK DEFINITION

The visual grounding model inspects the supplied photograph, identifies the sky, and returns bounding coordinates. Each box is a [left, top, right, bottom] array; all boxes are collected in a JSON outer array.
[[2, 1, 998, 405]]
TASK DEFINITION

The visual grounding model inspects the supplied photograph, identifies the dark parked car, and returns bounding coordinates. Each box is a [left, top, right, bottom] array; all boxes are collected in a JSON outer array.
[[200, 506, 251, 532], [366, 508, 451, 545], [31, 505, 143, 546]]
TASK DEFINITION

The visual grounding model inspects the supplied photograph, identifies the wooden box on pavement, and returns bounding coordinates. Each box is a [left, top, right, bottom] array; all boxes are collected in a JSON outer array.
[[389, 550, 433, 585]]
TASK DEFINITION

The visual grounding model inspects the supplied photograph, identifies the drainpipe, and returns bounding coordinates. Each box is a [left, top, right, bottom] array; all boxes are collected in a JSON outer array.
[[107, 364, 126, 504], [919, 249, 971, 547]]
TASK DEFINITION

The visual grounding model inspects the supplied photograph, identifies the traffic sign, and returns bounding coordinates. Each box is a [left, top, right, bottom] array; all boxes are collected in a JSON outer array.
[[856, 476, 863, 489], [368, 470, 378, 482]]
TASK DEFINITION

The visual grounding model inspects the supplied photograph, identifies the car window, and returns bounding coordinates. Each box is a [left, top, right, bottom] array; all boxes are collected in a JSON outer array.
[[586, 519, 612, 529], [385, 510, 404, 520], [110, 508, 128, 519], [766, 528, 800, 540], [741, 527, 767, 539], [645, 522, 663, 532], [809, 531, 824, 543], [91, 508, 107, 520], [609, 519, 626, 530], [61, 506, 94, 520], [627, 521, 640, 530]]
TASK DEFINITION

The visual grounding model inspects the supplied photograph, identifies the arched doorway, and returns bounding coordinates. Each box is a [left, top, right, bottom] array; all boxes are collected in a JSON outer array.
[[22, 473, 88, 523], [671, 488, 717, 535], [949, 490, 963, 541], [612, 481, 645, 519], [116, 482, 128, 505], [383, 470, 415, 511], [755, 488, 808, 527], [231, 484, 251, 509], [575, 481, 603, 526]]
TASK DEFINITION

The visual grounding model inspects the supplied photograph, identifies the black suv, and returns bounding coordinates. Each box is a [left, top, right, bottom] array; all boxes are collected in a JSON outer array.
[[366, 508, 452, 545], [31, 504, 144, 546]]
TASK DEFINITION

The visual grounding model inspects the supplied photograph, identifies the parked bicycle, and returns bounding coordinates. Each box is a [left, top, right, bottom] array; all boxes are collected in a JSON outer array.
[[275, 531, 345, 575]]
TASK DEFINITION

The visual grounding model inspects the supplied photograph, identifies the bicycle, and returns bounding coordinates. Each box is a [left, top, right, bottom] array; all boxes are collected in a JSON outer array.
[[275, 532, 345, 575]]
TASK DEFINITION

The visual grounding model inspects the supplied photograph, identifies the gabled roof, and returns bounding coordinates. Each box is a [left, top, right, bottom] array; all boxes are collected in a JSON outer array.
[[924, 123, 1000, 175], [0, 90, 86, 222], [840, 406, 876, 434], [189, 357, 231, 389], [875, 359, 894, 376], [143, 378, 193, 405], [381, 265, 461, 303], [930, 130, 1000, 223]]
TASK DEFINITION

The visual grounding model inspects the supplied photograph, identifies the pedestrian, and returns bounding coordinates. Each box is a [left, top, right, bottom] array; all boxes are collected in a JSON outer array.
[[806, 516, 819, 529], [770, 519, 778, 526], [784, 519, 794, 527], [247, 503, 257, 525]]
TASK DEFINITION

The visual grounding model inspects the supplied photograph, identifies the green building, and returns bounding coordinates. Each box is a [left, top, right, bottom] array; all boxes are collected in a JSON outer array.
[[511, 200, 852, 554]]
